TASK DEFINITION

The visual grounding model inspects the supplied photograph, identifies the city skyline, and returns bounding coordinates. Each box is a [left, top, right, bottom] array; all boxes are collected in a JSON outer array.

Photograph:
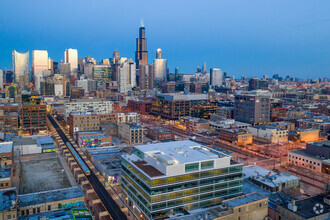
[[0, 0, 329, 78]]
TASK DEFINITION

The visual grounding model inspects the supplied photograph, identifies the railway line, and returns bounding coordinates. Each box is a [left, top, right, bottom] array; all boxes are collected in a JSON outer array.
[[48, 114, 127, 220]]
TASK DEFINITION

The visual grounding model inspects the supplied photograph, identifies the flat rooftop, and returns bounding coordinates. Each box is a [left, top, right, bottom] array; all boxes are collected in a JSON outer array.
[[223, 192, 267, 208], [134, 140, 229, 164], [309, 140, 330, 148], [157, 93, 209, 101], [281, 195, 330, 219], [19, 205, 92, 220], [0, 188, 16, 212], [0, 142, 13, 154], [253, 125, 286, 131], [18, 186, 84, 207], [243, 165, 299, 187]]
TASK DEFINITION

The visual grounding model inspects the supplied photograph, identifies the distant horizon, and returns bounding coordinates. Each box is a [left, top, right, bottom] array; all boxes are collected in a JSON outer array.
[[1, 0, 329, 79]]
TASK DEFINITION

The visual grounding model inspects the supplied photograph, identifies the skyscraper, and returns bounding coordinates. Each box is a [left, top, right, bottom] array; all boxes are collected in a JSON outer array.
[[153, 48, 167, 81], [202, 61, 207, 74], [12, 50, 29, 83], [0, 70, 3, 90], [135, 22, 148, 67], [32, 50, 49, 91], [117, 58, 136, 93], [64, 48, 78, 73], [210, 68, 223, 86]]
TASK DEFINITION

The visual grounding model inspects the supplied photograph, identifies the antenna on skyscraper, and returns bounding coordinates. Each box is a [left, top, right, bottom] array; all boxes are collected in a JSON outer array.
[[141, 18, 144, 27]]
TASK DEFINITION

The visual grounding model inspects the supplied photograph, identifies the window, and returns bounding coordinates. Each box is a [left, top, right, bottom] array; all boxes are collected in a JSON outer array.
[[259, 203, 262, 207], [48, 205, 51, 211], [7, 215, 11, 219], [58, 203, 61, 209], [201, 161, 214, 170], [185, 163, 199, 172], [238, 208, 241, 212]]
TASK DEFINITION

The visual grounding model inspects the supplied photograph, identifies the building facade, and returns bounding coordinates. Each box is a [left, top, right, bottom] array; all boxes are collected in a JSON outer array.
[[234, 91, 270, 125], [64, 99, 113, 118], [12, 50, 29, 83], [121, 140, 243, 219], [118, 123, 143, 145]]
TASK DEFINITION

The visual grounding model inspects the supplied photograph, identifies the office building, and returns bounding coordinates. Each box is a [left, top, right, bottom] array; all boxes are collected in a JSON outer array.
[[32, 50, 49, 91], [12, 50, 29, 83], [64, 99, 113, 118], [84, 62, 94, 79], [210, 68, 223, 86], [64, 48, 78, 73], [248, 78, 268, 91], [234, 90, 271, 125], [121, 140, 243, 219], [146, 127, 175, 140], [297, 116, 330, 136], [153, 48, 167, 81], [135, 23, 148, 67], [93, 65, 112, 84], [77, 79, 97, 92], [151, 93, 217, 120]]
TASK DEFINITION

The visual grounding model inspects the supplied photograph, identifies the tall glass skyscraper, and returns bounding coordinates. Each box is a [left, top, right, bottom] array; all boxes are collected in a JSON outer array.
[[153, 49, 167, 80], [64, 48, 78, 73], [12, 50, 29, 83]]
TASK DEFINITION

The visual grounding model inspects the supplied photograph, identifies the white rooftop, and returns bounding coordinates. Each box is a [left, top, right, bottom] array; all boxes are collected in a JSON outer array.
[[243, 165, 299, 188], [135, 140, 228, 164], [0, 142, 13, 154]]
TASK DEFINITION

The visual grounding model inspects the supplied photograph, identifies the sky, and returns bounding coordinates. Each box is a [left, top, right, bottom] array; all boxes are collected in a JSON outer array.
[[0, 0, 329, 78]]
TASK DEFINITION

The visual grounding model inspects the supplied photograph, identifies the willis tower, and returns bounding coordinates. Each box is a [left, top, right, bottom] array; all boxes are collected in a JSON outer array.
[[135, 20, 148, 67]]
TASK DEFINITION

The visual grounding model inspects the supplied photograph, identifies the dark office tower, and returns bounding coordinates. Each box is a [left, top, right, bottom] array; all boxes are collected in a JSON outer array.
[[135, 23, 148, 67], [53, 62, 59, 74], [175, 67, 179, 81], [113, 51, 120, 61]]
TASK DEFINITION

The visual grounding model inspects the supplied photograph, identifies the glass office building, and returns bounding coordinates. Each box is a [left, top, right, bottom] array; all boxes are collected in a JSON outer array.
[[93, 65, 112, 84], [12, 50, 29, 83], [121, 140, 243, 219]]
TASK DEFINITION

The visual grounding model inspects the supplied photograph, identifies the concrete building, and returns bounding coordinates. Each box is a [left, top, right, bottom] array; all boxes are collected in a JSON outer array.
[[12, 50, 29, 83], [64, 99, 113, 118], [68, 112, 100, 137], [117, 58, 136, 93], [64, 48, 78, 73], [243, 165, 300, 192], [288, 140, 330, 173], [210, 68, 223, 87], [277, 195, 330, 220], [248, 125, 288, 144], [77, 79, 97, 92], [121, 140, 243, 219], [151, 93, 217, 120], [118, 123, 143, 145], [234, 90, 271, 125]]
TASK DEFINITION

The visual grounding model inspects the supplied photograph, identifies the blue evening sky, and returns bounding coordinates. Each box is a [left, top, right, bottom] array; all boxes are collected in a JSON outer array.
[[0, 0, 329, 78]]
